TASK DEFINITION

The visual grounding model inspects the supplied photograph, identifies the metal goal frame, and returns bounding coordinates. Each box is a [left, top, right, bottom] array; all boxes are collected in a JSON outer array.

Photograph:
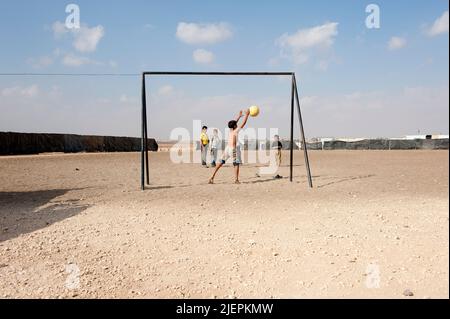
[[140, 71, 313, 190]]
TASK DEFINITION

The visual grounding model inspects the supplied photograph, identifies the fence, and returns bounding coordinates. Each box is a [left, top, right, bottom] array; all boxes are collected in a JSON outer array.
[[0, 132, 158, 155]]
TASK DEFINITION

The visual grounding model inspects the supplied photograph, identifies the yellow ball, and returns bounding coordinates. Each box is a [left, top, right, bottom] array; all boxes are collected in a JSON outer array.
[[249, 105, 260, 117]]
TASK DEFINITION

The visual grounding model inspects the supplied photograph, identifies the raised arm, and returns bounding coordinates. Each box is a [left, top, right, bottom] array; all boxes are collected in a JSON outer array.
[[239, 109, 250, 129], [235, 110, 243, 122]]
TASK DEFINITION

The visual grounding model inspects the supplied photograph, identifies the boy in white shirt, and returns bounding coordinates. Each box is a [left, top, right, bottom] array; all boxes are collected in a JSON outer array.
[[210, 129, 221, 167]]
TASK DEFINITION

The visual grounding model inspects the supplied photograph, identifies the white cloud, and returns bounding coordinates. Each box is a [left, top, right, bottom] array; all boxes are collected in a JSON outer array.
[[276, 22, 338, 65], [28, 48, 108, 69], [388, 36, 407, 50], [22, 85, 39, 98], [157, 85, 174, 96], [176, 22, 232, 44], [52, 21, 105, 53], [1, 85, 39, 98], [193, 49, 215, 64], [52, 21, 68, 38], [427, 11, 449, 37], [62, 53, 99, 67], [73, 25, 105, 52]]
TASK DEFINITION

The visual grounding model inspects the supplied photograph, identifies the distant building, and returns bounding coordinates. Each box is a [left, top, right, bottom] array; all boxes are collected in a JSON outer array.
[[432, 134, 449, 139], [398, 134, 449, 140]]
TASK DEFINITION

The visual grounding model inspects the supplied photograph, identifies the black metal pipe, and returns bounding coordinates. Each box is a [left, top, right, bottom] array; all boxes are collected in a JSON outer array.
[[289, 76, 295, 182], [143, 86, 150, 185], [143, 71, 293, 76], [293, 75, 313, 188], [140, 74, 146, 190]]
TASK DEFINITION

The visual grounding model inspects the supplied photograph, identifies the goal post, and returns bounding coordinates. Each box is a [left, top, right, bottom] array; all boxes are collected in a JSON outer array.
[[140, 71, 313, 190]]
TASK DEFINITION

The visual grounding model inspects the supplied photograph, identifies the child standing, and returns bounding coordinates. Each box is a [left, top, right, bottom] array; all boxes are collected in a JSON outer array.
[[272, 135, 283, 168], [209, 109, 250, 184], [272, 135, 283, 179], [200, 126, 209, 167], [210, 129, 221, 167]]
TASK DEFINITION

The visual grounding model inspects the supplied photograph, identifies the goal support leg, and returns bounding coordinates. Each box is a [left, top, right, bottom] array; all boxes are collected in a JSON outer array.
[[293, 75, 313, 188], [141, 74, 147, 190], [289, 75, 295, 182]]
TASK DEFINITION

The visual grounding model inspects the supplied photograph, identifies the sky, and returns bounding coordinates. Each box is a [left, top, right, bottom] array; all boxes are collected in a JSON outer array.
[[0, 0, 448, 139]]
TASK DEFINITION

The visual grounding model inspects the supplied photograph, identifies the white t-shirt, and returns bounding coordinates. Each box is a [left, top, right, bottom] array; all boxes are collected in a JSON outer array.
[[210, 135, 221, 149]]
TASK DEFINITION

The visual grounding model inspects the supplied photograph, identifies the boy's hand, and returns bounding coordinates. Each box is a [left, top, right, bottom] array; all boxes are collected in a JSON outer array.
[[238, 110, 243, 118], [245, 109, 250, 116]]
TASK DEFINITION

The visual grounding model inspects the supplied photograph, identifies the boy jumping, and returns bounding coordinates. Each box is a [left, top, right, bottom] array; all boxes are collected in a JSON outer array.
[[209, 109, 250, 184]]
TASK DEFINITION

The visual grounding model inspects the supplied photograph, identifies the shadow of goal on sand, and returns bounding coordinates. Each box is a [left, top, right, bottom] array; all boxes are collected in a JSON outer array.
[[315, 174, 376, 189], [0, 189, 90, 242]]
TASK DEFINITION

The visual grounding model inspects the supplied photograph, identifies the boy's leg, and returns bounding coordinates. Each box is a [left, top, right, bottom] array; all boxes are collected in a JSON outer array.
[[211, 148, 217, 166], [276, 150, 282, 167], [274, 150, 283, 179], [210, 147, 231, 184], [201, 145, 204, 165], [201, 145, 208, 166], [209, 162, 223, 183], [234, 164, 240, 183], [233, 147, 241, 183]]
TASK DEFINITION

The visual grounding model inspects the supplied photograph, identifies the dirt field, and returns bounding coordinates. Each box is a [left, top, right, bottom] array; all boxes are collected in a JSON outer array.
[[0, 150, 448, 299]]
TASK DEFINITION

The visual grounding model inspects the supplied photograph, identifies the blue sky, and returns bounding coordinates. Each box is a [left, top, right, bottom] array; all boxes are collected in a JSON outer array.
[[0, 0, 448, 139]]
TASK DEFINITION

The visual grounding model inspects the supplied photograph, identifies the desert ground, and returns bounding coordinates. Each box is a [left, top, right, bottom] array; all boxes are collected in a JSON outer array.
[[0, 150, 448, 299]]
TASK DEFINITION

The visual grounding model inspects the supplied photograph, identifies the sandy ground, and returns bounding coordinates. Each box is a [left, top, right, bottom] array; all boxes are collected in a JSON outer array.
[[0, 150, 448, 299]]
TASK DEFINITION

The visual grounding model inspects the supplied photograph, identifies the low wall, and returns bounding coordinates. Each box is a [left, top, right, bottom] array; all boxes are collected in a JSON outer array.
[[323, 139, 449, 150], [0, 132, 158, 155], [194, 139, 449, 151]]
